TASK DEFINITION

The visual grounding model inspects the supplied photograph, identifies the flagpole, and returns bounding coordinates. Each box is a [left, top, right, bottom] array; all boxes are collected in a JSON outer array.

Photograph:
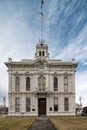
[[41, 12, 43, 41], [39, 0, 44, 43]]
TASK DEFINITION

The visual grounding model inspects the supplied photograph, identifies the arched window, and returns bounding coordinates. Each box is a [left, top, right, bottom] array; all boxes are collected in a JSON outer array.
[[64, 77, 68, 91], [38, 76, 46, 91], [39, 51, 41, 56], [26, 77, 30, 91], [15, 77, 20, 91], [54, 77, 58, 91], [42, 51, 45, 56], [64, 98, 69, 111]]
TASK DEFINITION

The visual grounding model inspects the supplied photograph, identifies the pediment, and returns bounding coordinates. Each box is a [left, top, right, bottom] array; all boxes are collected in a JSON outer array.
[[34, 58, 49, 65]]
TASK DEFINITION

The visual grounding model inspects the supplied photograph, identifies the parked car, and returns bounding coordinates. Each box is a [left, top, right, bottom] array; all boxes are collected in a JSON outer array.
[[81, 111, 87, 116], [81, 107, 87, 116], [0, 107, 8, 114]]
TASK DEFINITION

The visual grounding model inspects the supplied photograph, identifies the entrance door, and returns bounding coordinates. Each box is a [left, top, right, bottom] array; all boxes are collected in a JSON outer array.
[[38, 98, 46, 116]]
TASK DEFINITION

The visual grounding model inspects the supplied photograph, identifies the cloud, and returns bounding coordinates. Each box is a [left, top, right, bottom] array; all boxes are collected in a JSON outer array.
[[76, 71, 87, 107], [83, 62, 87, 65], [56, 24, 87, 61], [45, 0, 87, 60]]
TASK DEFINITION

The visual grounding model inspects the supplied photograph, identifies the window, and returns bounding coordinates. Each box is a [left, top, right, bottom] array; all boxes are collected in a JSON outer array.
[[38, 76, 46, 91], [15, 77, 20, 91], [64, 77, 68, 91], [39, 51, 41, 56], [54, 77, 58, 91], [54, 98, 58, 111], [26, 98, 30, 112], [15, 98, 20, 112], [64, 98, 69, 111], [26, 77, 30, 91], [42, 51, 45, 56], [39, 51, 45, 56]]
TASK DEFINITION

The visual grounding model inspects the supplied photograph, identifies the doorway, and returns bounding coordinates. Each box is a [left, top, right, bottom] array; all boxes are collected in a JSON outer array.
[[38, 98, 46, 116]]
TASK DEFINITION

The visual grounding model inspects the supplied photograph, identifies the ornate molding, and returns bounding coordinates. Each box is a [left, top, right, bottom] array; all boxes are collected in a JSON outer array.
[[24, 71, 33, 77], [13, 71, 20, 76], [13, 71, 33, 77], [53, 71, 58, 76], [51, 72, 73, 77]]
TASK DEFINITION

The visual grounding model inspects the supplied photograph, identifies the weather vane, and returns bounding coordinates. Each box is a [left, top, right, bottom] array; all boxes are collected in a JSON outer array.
[[39, 0, 45, 43]]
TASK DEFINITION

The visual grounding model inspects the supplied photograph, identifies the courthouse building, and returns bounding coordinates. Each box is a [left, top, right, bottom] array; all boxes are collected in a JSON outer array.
[[5, 42, 77, 116]]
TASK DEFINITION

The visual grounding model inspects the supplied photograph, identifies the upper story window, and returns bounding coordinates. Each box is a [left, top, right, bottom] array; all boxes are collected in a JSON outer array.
[[64, 98, 69, 111], [54, 77, 58, 91], [15, 77, 20, 91], [38, 76, 46, 91], [39, 50, 45, 56], [39, 51, 41, 56], [42, 51, 45, 56], [26, 77, 30, 91], [64, 77, 68, 91]]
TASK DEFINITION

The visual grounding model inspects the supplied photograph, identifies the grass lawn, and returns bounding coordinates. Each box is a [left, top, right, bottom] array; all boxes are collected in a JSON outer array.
[[0, 114, 6, 117], [0, 116, 35, 130], [50, 117, 87, 130]]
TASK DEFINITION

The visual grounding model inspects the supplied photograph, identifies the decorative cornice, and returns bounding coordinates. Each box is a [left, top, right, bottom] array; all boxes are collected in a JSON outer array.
[[8, 91, 33, 95], [13, 71, 33, 77], [8, 91, 75, 95], [24, 71, 33, 77], [13, 71, 20, 76], [52, 72, 73, 76]]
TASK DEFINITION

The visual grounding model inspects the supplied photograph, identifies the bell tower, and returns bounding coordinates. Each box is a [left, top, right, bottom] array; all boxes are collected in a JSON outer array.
[[35, 42, 49, 59]]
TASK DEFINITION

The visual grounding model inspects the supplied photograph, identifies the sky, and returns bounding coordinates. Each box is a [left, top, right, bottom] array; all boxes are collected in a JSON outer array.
[[0, 0, 87, 107]]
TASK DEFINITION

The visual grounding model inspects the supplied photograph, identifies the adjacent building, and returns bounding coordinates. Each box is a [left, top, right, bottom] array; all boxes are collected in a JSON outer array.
[[5, 41, 77, 116]]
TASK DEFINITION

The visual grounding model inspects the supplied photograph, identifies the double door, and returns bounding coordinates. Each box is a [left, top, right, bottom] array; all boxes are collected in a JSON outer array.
[[38, 98, 46, 116]]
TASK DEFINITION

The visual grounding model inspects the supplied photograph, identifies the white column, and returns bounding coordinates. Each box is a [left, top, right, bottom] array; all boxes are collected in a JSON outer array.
[[59, 75, 64, 92], [21, 94, 25, 113], [21, 75, 25, 92]]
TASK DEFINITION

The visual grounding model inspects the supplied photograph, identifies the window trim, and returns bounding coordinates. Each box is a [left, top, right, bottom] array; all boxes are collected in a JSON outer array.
[[64, 98, 69, 111], [26, 98, 31, 112], [54, 98, 58, 112], [15, 77, 20, 91], [64, 77, 68, 91], [26, 77, 30, 91], [38, 76, 46, 91], [54, 77, 58, 91], [15, 97, 20, 112]]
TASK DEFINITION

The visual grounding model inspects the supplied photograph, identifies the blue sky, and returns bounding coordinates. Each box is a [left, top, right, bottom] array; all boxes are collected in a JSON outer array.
[[0, 0, 87, 107]]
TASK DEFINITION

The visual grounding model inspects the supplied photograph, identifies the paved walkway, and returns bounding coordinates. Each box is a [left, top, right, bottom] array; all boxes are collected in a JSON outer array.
[[28, 117, 57, 130]]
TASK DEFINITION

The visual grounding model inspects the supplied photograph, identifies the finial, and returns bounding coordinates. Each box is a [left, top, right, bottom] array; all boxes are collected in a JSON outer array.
[[8, 57, 12, 62]]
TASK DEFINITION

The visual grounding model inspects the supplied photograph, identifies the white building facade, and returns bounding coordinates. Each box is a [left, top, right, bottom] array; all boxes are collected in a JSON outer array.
[[5, 42, 77, 116]]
